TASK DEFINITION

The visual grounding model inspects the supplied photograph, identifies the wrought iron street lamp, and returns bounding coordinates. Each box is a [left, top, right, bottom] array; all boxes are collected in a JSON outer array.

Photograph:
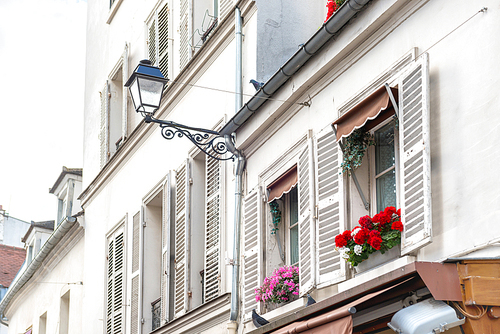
[[125, 60, 235, 161]]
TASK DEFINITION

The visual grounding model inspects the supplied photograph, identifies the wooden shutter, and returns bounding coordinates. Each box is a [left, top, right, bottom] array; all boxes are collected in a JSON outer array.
[[315, 126, 346, 286], [106, 227, 125, 334], [130, 212, 140, 334], [148, 19, 157, 66], [179, 0, 190, 70], [219, 0, 233, 21], [204, 157, 222, 302], [398, 53, 432, 255], [161, 173, 172, 322], [121, 43, 128, 141], [298, 138, 316, 296], [243, 188, 262, 320], [158, 2, 169, 78], [99, 81, 110, 169], [174, 160, 190, 317]]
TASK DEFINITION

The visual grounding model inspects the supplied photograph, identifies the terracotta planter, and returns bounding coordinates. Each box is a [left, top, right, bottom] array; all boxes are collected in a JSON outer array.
[[354, 245, 400, 273]]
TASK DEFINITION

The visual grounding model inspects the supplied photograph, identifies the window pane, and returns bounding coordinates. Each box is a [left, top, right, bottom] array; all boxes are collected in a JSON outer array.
[[289, 186, 298, 226], [376, 169, 396, 212], [375, 122, 395, 174], [289, 187, 299, 266]]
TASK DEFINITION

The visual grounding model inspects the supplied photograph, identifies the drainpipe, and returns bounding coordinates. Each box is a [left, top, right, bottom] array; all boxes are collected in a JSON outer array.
[[228, 7, 244, 333]]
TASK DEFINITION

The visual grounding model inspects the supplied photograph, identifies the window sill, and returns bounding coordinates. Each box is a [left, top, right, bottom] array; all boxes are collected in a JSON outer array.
[[338, 255, 416, 293], [245, 298, 304, 332], [106, 0, 124, 24]]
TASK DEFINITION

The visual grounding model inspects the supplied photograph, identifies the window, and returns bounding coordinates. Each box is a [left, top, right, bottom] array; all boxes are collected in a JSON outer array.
[[39, 312, 47, 334], [287, 187, 299, 266], [106, 225, 125, 334], [60, 291, 70, 334], [100, 45, 129, 169], [147, 1, 171, 79]]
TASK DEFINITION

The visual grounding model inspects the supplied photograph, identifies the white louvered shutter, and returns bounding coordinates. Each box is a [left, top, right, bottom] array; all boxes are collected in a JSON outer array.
[[398, 53, 432, 255], [161, 173, 172, 322], [219, 0, 233, 21], [158, 2, 169, 78], [99, 81, 110, 169], [106, 227, 125, 334], [130, 212, 140, 334], [243, 188, 262, 320], [204, 157, 222, 302], [298, 139, 316, 296], [148, 18, 157, 66], [315, 126, 346, 286], [179, 0, 190, 70], [174, 160, 190, 317]]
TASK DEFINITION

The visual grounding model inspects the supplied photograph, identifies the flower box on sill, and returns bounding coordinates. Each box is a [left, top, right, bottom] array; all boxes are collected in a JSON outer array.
[[255, 266, 300, 313], [354, 244, 401, 273]]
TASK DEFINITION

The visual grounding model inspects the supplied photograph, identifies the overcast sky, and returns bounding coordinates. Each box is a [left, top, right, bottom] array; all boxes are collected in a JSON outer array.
[[0, 0, 87, 223]]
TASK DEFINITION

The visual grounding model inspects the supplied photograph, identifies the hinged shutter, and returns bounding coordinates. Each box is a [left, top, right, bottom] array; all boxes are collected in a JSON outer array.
[[158, 2, 169, 78], [179, 0, 190, 70], [315, 126, 346, 286], [161, 173, 172, 322], [243, 188, 262, 320], [204, 157, 222, 302], [219, 0, 233, 21], [398, 53, 432, 255], [174, 160, 190, 317], [99, 81, 110, 169], [121, 43, 128, 141], [106, 227, 125, 334], [148, 19, 157, 66], [130, 212, 140, 334], [298, 138, 316, 296]]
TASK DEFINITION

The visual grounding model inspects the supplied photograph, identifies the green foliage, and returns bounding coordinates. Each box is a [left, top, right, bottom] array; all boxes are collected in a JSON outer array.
[[269, 201, 281, 235], [341, 129, 375, 174]]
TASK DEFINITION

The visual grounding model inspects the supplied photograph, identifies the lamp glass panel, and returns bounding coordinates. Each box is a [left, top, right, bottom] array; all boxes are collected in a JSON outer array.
[[137, 77, 164, 110], [128, 78, 142, 112]]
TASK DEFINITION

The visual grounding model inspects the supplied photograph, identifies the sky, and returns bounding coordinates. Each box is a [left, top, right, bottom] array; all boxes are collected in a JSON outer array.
[[0, 0, 87, 223]]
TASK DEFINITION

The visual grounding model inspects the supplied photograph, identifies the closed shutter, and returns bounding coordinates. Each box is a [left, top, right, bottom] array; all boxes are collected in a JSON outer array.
[[161, 173, 172, 322], [219, 0, 233, 21], [130, 212, 140, 334], [106, 227, 125, 334], [158, 2, 169, 78], [179, 0, 190, 70], [174, 160, 190, 317], [398, 53, 432, 255], [243, 188, 262, 320], [99, 81, 110, 169], [315, 126, 346, 286], [298, 138, 316, 296], [204, 157, 222, 302]]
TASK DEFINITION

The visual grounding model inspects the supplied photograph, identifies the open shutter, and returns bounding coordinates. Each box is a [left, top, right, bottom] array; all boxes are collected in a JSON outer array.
[[298, 138, 316, 296], [204, 157, 222, 302], [315, 126, 346, 286], [174, 160, 190, 317], [219, 0, 233, 21], [398, 53, 432, 255], [106, 227, 125, 334], [161, 173, 173, 322], [179, 0, 190, 70], [243, 188, 262, 320], [158, 2, 170, 78], [121, 43, 128, 141], [99, 81, 110, 169], [148, 18, 157, 66], [130, 212, 140, 334]]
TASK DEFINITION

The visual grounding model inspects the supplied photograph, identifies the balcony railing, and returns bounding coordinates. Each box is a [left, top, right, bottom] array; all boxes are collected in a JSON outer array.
[[151, 298, 161, 331]]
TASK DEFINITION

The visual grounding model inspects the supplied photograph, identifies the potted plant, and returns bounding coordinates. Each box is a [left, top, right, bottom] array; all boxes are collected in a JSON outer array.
[[334, 207, 403, 269], [325, 0, 348, 22], [255, 266, 300, 310]]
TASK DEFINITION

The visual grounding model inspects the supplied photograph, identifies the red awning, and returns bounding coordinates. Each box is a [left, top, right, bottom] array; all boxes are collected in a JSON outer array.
[[332, 86, 398, 141], [267, 166, 298, 203]]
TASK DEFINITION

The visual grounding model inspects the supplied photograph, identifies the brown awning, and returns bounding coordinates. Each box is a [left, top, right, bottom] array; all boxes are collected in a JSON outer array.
[[332, 86, 398, 141], [267, 166, 298, 203]]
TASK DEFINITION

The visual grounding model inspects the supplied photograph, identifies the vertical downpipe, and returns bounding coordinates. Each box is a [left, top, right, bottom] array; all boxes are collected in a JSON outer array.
[[228, 6, 244, 334]]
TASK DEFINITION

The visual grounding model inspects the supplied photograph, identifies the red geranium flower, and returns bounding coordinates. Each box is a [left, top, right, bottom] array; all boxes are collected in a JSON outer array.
[[354, 228, 369, 245], [324, 1, 338, 22], [384, 206, 397, 216], [335, 234, 347, 248], [358, 215, 373, 229], [391, 221, 404, 232], [342, 229, 353, 241], [368, 236, 382, 250], [396, 208, 401, 216], [373, 212, 391, 226]]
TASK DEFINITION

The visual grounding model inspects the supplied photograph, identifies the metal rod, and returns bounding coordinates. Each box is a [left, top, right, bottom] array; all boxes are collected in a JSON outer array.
[[332, 125, 370, 211], [384, 83, 399, 119]]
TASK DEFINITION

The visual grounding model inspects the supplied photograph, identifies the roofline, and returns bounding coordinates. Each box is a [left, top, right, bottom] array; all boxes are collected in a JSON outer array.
[[220, 0, 372, 136], [49, 166, 83, 194]]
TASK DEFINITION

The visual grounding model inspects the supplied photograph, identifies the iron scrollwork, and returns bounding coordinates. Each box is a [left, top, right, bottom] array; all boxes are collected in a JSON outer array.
[[144, 115, 235, 161]]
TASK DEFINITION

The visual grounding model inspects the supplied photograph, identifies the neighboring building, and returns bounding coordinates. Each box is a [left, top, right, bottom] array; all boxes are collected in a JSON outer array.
[[0, 245, 25, 334], [0, 168, 83, 334], [0, 206, 31, 248]]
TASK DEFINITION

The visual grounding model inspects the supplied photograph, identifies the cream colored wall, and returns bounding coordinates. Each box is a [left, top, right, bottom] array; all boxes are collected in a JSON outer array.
[[239, 0, 500, 270], [5, 232, 84, 334]]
